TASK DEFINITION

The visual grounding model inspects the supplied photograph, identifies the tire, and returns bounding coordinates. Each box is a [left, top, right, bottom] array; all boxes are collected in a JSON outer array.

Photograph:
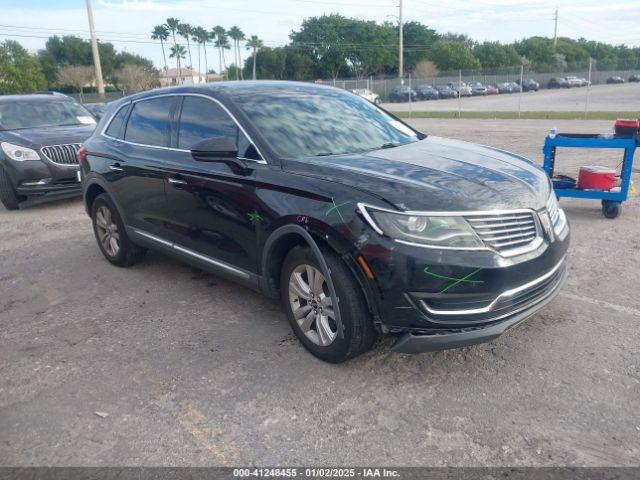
[[602, 200, 621, 219], [0, 167, 22, 210], [91, 193, 146, 267], [280, 245, 377, 363]]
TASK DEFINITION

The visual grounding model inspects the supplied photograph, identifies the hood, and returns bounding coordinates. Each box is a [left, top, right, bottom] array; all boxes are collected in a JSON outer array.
[[0, 124, 95, 150], [285, 136, 551, 212]]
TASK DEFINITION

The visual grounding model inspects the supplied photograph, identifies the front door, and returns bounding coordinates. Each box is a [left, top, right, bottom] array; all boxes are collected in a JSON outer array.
[[161, 95, 268, 274]]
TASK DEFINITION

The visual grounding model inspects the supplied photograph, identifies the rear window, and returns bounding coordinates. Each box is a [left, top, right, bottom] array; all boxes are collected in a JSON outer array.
[[105, 104, 130, 139], [125, 97, 174, 147]]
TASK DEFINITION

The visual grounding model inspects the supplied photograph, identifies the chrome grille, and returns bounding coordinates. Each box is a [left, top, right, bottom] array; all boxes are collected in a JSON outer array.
[[41, 143, 81, 166], [547, 195, 560, 226], [466, 211, 539, 252]]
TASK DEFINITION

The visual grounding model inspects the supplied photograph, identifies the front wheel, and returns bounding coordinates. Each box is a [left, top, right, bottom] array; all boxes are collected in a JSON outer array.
[[280, 245, 377, 363], [0, 168, 23, 210], [602, 200, 621, 219]]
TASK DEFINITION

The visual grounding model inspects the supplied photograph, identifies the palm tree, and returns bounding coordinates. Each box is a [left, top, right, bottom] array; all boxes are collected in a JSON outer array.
[[169, 44, 187, 84], [246, 35, 263, 80], [165, 17, 181, 78], [211, 26, 227, 76], [177, 23, 193, 69], [192, 27, 210, 83], [151, 25, 169, 72], [228, 26, 245, 80]]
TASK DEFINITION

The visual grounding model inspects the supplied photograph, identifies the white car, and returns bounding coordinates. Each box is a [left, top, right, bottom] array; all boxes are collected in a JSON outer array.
[[351, 88, 381, 104]]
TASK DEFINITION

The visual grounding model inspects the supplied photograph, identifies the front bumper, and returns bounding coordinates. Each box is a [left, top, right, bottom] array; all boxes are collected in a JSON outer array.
[[356, 212, 570, 353], [2, 157, 80, 197], [391, 257, 568, 353]]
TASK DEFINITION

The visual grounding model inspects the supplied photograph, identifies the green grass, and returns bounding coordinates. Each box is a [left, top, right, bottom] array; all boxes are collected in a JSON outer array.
[[392, 111, 640, 120]]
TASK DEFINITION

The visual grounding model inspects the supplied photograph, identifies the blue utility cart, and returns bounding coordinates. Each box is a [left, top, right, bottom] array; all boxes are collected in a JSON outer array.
[[542, 132, 638, 218]]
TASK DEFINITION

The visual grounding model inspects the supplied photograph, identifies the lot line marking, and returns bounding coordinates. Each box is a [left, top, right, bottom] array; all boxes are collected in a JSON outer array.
[[174, 401, 243, 466], [560, 292, 640, 317]]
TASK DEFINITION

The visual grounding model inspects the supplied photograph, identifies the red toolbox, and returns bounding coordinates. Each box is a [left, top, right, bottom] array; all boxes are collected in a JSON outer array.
[[577, 166, 617, 191]]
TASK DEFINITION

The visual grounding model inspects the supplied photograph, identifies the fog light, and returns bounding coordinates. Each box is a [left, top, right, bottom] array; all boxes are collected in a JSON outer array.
[[21, 179, 48, 186]]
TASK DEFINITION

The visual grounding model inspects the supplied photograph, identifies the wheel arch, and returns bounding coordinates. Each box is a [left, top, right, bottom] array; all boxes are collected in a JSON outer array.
[[260, 224, 382, 333]]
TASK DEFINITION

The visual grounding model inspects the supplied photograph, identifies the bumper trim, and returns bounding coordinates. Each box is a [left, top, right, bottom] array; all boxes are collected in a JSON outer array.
[[420, 255, 566, 316], [392, 262, 568, 354]]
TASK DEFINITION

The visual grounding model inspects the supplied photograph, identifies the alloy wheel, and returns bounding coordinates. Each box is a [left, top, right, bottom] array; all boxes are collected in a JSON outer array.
[[288, 264, 337, 346], [95, 205, 120, 257]]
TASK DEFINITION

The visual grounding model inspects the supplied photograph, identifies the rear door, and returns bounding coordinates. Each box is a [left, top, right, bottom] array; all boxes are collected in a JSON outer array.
[[107, 95, 178, 236], [161, 94, 268, 274]]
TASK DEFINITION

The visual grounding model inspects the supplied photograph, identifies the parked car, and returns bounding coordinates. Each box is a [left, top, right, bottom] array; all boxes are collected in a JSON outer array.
[[519, 79, 539, 92], [435, 85, 458, 99], [0, 93, 96, 210], [415, 85, 439, 100], [607, 76, 625, 84], [350, 88, 381, 105], [80, 81, 570, 362], [497, 82, 516, 94], [468, 82, 487, 96], [84, 102, 109, 120], [564, 76, 583, 88], [577, 77, 590, 87], [389, 85, 417, 102], [629, 74, 640, 82], [548, 77, 570, 88], [447, 81, 472, 97], [485, 85, 499, 95]]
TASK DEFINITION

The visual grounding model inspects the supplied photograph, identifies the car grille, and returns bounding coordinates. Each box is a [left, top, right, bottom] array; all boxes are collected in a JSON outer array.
[[465, 211, 539, 253], [41, 144, 81, 166]]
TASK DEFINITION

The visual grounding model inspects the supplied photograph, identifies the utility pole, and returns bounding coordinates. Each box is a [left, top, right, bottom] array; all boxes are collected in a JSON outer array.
[[553, 7, 558, 47], [399, 0, 404, 84], [86, 0, 105, 99]]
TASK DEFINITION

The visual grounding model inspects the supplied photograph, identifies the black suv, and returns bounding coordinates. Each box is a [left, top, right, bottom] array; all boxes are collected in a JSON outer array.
[[0, 93, 96, 210], [80, 82, 570, 363]]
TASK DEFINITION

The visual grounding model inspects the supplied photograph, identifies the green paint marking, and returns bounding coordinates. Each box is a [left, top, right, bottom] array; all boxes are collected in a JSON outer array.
[[247, 211, 264, 224], [325, 197, 351, 223], [423, 266, 483, 284], [438, 268, 483, 294]]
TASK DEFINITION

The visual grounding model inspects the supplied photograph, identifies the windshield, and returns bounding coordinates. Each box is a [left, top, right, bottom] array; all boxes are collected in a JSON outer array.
[[0, 100, 96, 131], [233, 87, 420, 158]]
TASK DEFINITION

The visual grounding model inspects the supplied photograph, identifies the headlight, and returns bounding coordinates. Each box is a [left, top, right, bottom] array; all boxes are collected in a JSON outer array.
[[1, 142, 41, 161], [358, 204, 484, 249]]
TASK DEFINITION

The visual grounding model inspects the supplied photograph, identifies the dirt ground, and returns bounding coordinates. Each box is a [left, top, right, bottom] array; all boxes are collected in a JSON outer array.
[[0, 119, 638, 467], [385, 82, 640, 112]]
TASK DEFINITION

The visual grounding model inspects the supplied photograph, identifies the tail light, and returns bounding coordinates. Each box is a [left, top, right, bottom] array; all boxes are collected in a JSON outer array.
[[77, 145, 87, 164]]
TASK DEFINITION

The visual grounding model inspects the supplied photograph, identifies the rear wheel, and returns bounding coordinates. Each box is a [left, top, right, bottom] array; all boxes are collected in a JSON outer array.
[[602, 200, 621, 219], [0, 168, 23, 210], [280, 245, 377, 363], [91, 193, 146, 266]]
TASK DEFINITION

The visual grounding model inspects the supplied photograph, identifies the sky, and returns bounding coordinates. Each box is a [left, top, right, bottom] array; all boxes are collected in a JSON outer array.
[[1, 0, 640, 72]]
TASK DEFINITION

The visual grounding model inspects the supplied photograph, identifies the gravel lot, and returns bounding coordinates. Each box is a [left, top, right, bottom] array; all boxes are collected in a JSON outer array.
[[385, 82, 640, 112], [1, 119, 639, 467]]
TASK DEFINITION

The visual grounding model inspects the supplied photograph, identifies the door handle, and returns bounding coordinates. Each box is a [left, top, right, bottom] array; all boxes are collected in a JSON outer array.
[[109, 164, 123, 172], [168, 177, 187, 186]]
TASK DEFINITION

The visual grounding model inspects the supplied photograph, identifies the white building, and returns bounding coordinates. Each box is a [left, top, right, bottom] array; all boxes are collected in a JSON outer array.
[[159, 68, 207, 87]]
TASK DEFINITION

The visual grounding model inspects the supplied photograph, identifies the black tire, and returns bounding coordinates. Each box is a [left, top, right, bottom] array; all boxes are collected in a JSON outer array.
[[602, 200, 621, 219], [91, 193, 146, 267], [0, 167, 22, 210], [280, 245, 377, 363]]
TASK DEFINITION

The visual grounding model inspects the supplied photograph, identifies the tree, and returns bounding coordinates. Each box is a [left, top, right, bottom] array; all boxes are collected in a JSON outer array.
[[473, 41, 521, 70], [290, 14, 350, 80], [429, 39, 481, 72], [56, 65, 95, 101], [169, 44, 186, 79], [228, 26, 245, 80], [177, 23, 193, 68], [192, 27, 210, 79], [245, 35, 263, 80], [0, 40, 47, 94], [212, 26, 228, 74], [401, 21, 439, 71], [165, 17, 181, 77], [412, 59, 438, 78], [514, 37, 555, 71], [114, 64, 159, 93], [343, 19, 396, 78], [151, 25, 169, 71]]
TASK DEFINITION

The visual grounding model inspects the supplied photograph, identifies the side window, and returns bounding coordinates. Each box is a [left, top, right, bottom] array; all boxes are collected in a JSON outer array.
[[124, 97, 174, 147], [104, 104, 130, 139], [177, 96, 260, 160]]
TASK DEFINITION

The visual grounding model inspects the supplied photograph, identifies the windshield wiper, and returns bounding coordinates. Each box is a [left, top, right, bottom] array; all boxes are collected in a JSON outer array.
[[379, 142, 401, 149], [315, 152, 338, 156]]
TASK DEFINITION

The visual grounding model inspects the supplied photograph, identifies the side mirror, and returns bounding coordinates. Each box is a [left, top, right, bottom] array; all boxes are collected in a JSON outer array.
[[190, 136, 239, 162]]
